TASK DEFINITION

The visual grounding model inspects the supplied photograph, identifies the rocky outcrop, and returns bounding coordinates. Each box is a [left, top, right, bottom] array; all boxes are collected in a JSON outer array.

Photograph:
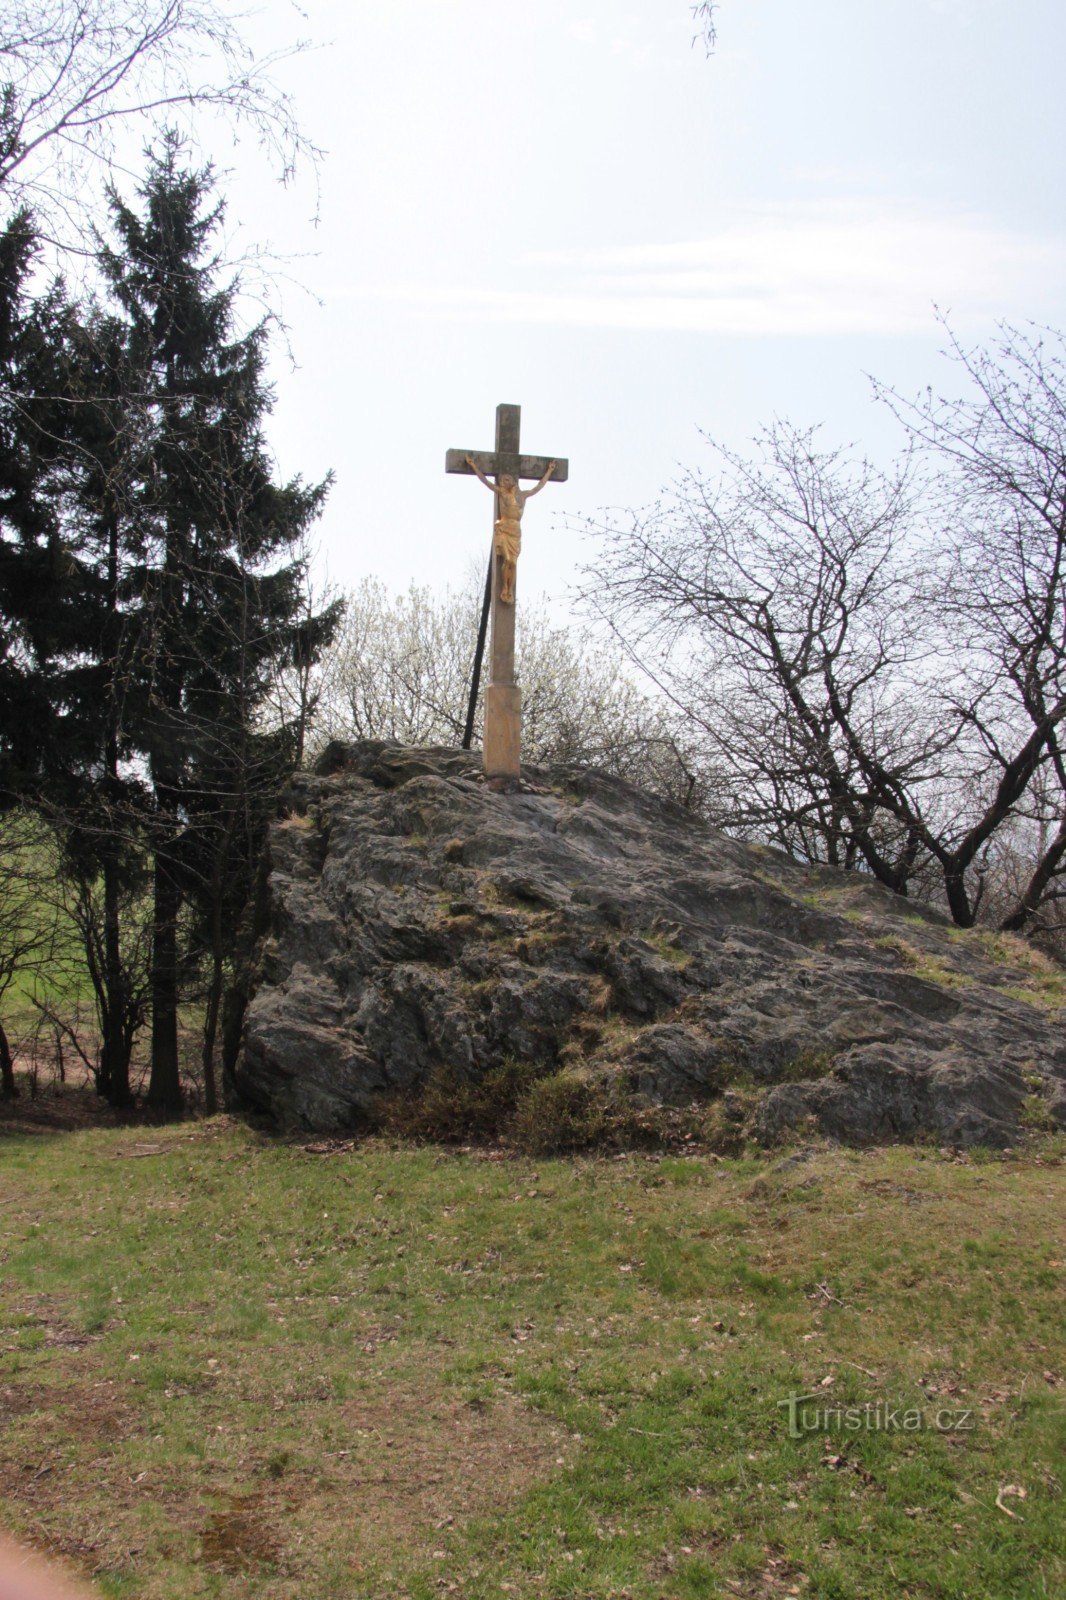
[[228, 742, 1066, 1147]]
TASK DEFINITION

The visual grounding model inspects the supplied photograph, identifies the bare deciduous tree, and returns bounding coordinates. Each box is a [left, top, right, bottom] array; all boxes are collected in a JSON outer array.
[[303, 575, 707, 807], [43, 833, 153, 1098], [876, 321, 1066, 934], [0, 813, 61, 1096], [0, 0, 317, 244], [581, 325, 1066, 937], [692, 2, 718, 52], [582, 424, 936, 871]]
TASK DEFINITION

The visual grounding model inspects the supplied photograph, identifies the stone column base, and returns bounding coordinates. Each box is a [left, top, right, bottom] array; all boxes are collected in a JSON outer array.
[[483, 682, 521, 779]]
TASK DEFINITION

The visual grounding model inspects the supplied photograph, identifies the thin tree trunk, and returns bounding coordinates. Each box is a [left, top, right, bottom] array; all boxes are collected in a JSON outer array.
[[201, 950, 222, 1117], [199, 844, 225, 1120], [200, 801, 241, 1117], [98, 847, 133, 1107], [999, 814, 1066, 932], [147, 845, 182, 1113], [0, 1020, 18, 1099], [99, 509, 133, 1108]]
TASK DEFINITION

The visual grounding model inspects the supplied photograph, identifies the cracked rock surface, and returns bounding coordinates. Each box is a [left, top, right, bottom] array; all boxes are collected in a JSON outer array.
[[228, 742, 1066, 1146]]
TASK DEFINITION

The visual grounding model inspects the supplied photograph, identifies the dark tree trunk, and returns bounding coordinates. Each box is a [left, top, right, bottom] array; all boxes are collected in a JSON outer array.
[[942, 863, 976, 929], [200, 815, 239, 1116], [98, 514, 133, 1108], [147, 845, 182, 1113], [201, 950, 221, 1117], [200, 837, 227, 1117], [0, 1020, 17, 1099], [1000, 814, 1066, 933], [98, 848, 132, 1107], [220, 846, 272, 1105]]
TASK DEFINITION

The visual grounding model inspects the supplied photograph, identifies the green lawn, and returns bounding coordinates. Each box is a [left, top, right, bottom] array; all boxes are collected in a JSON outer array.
[[0, 1120, 1062, 1599]]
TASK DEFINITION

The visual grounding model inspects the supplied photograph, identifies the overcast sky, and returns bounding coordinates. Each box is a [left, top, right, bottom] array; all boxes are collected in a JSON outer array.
[[221, 0, 1066, 613]]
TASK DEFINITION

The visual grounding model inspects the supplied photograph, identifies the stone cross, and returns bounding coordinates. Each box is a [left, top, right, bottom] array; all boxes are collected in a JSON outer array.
[[446, 404, 568, 780]]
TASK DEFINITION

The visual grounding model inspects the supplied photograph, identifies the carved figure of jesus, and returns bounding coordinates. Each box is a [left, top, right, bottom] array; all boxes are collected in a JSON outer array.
[[465, 455, 556, 604]]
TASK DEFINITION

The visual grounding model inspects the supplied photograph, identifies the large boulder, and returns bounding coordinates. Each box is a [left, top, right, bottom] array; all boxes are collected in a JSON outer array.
[[227, 742, 1066, 1146]]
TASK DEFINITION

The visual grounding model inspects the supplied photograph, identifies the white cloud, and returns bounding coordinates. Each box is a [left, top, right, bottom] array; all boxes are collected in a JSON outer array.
[[356, 200, 1066, 337]]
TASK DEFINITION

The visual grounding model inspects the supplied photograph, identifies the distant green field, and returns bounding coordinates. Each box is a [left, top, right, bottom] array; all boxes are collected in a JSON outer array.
[[0, 815, 167, 1083], [0, 818, 95, 1051], [0, 1122, 1062, 1599], [6, 942, 95, 1031]]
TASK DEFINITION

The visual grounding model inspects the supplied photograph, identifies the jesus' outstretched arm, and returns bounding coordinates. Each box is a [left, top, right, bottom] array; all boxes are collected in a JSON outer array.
[[522, 460, 557, 499], [465, 455, 498, 492]]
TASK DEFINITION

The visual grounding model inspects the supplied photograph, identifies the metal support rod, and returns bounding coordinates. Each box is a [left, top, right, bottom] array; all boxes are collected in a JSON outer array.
[[461, 552, 493, 750]]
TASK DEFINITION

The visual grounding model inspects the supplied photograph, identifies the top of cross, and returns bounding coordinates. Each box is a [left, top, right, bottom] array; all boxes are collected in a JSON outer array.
[[445, 403, 569, 485]]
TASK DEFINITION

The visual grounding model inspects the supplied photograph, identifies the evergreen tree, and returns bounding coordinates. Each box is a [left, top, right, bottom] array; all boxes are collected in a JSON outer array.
[[0, 214, 160, 1108], [95, 136, 337, 1112], [0, 214, 153, 1108], [60, 308, 154, 1107], [0, 210, 86, 792], [0, 143, 337, 1111]]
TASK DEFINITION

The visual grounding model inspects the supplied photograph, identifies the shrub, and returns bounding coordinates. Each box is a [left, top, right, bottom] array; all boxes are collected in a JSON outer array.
[[377, 1058, 545, 1143], [378, 1060, 765, 1157], [509, 1071, 609, 1155]]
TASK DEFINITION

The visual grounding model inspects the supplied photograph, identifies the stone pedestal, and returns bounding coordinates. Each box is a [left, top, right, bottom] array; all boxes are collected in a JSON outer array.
[[483, 682, 521, 779]]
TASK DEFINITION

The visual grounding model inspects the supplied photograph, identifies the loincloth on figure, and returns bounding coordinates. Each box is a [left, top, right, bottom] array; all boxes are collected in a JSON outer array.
[[494, 517, 522, 565]]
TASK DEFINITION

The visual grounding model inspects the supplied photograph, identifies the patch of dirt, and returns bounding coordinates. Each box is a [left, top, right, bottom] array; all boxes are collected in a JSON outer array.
[[1, 1366, 570, 1582], [21, 1523, 149, 1587], [0, 1057, 211, 1136], [0, 1382, 45, 1428], [302, 1384, 571, 1559], [647, 1538, 806, 1592], [201, 1492, 282, 1573], [43, 1324, 95, 1349], [0, 1075, 149, 1135], [0, 1374, 134, 1471], [857, 1178, 937, 1205], [0, 1296, 101, 1354], [55, 1382, 134, 1446], [673, 1549, 807, 1598]]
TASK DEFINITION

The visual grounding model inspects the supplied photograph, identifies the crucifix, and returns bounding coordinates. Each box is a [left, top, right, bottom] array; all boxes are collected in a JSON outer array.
[[446, 404, 569, 780]]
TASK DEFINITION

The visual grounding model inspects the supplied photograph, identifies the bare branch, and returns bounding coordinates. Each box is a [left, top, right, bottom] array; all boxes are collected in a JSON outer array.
[[0, 0, 322, 250]]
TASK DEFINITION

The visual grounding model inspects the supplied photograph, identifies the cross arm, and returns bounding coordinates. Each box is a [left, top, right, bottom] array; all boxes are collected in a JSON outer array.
[[445, 448, 569, 484]]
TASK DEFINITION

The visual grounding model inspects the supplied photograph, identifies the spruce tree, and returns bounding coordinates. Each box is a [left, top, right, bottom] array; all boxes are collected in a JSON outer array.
[[0, 214, 152, 1108], [96, 135, 337, 1112], [61, 308, 154, 1107], [0, 214, 157, 1107], [0, 211, 86, 789]]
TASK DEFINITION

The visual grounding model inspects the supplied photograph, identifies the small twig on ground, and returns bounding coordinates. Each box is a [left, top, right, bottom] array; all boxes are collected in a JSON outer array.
[[813, 1281, 846, 1306], [995, 1484, 1027, 1520]]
